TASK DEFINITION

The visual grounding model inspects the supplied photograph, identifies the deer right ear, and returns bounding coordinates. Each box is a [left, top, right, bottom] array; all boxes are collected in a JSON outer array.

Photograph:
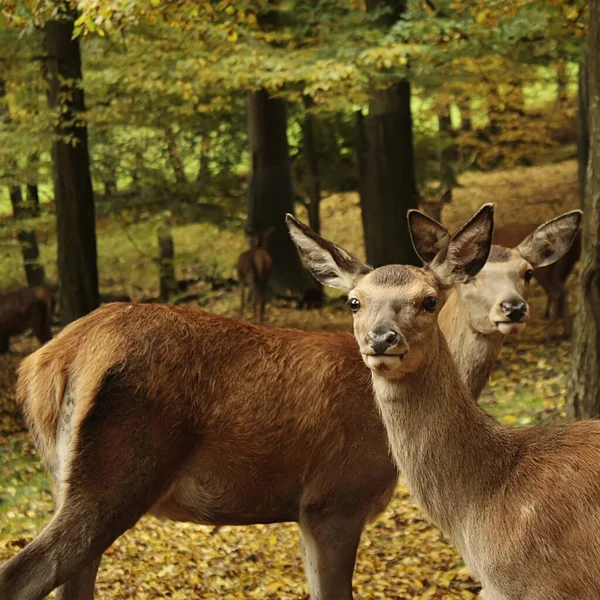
[[408, 210, 451, 264], [429, 203, 494, 288], [286, 214, 372, 292]]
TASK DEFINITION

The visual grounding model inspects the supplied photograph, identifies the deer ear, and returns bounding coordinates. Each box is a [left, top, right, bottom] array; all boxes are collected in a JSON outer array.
[[516, 210, 582, 268], [429, 203, 494, 287], [408, 210, 451, 264], [286, 214, 372, 292]]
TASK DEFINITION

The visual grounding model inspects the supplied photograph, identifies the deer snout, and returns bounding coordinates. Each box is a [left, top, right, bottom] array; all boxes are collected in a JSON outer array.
[[500, 299, 528, 322], [366, 326, 402, 355]]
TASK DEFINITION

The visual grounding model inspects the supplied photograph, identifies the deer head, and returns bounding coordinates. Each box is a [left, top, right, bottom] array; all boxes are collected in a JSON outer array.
[[286, 205, 494, 380], [409, 209, 582, 335]]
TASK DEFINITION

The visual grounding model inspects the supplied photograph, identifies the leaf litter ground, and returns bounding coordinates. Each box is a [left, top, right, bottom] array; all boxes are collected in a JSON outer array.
[[0, 281, 572, 600]]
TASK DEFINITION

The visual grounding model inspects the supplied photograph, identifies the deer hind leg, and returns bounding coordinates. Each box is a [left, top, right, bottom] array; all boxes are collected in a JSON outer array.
[[0, 374, 193, 600], [54, 557, 101, 600], [299, 510, 364, 600]]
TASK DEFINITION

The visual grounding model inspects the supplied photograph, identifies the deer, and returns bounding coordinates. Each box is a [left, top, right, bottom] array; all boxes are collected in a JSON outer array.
[[0, 286, 56, 354], [414, 209, 581, 399], [237, 226, 273, 324], [288, 205, 600, 600], [493, 222, 581, 338], [0, 210, 580, 600]]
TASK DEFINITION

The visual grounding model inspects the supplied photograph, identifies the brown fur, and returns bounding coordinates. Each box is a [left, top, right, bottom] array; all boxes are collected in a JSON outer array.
[[293, 207, 600, 599], [237, 229, 274, 324], [0, 286, 55, 354]]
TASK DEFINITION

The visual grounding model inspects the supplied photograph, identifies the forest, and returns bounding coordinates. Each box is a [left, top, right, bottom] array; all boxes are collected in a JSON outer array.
[[0, 0, 598, 598]]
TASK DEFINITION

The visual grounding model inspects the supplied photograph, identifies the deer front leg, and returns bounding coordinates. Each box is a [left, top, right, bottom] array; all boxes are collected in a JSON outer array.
[[299, 511, 364, 600], [239, 283, 246, 318]]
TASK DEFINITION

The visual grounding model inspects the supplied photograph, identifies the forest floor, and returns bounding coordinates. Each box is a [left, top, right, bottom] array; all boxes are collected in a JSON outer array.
[[0, 159, 579, 599]]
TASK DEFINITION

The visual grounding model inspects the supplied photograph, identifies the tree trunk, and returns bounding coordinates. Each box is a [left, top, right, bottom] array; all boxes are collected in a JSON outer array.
[[567, 1, 600, 419], [10, 186, 46, 287], [1, 80, 45, 287], [44, 9, 99, 324], [247, 89, 307, 293], [196, 134, 211, 186], [578, 53, 589, 204], [361, 81, 418, 266], [460, 98, 473, 132], [361, 0, 418, 267], [302, 96, 321, 235], [158, 224, 178, 303], [164, 127, 187, 185]]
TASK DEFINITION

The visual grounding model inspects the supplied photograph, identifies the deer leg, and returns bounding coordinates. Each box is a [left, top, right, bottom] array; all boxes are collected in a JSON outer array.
[[54, 557, 101, 600], [299, 512, 364, 600], [0, 379, 192, 600]]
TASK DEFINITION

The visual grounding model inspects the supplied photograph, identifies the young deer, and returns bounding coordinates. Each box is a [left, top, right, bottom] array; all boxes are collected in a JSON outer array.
[[290, 206, 600, 600], [0, 286, 55, 354], [0, 213, 580, 600], [237, 226, 273, 323], [493, 222, 580, 337], [414, 210, 581, 399]]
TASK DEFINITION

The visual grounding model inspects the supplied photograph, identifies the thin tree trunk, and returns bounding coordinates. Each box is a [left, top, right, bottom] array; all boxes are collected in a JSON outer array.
[[460, 98, 473, 132], [302, 95, 321, 235], [10, 186, 46, 287], [158, 224, 178, 303], [164, 127, 187, 185], [196, 134, 211, 186], [578, 53, 589, 204], [557, 60, 569, 104], [44, 8, 99, 324], [1, 80, 45, 287], [361, 0, 418, 267], [567, 1, 600, 418], [247, 89, 307, 293]]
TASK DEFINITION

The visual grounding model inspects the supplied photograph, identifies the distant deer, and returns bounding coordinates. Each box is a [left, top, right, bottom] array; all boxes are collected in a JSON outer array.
[[0, 286, 55, 354], [416, 188, 453, 223], [237, 226, 273, 323], [0, 209, 580, 600], [290, 206, 600, 600], [493, 222, 580, 337]]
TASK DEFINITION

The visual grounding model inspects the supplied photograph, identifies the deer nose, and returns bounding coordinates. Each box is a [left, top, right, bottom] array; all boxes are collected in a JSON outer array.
[[500, 299, 527, 322], [367, 326, 400, 354]]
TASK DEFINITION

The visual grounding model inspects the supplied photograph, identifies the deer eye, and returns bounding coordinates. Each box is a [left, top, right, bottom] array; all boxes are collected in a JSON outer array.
[[524, 269, 534, 282], [423, 296, 438, 312], [349, 298, 361, 312]]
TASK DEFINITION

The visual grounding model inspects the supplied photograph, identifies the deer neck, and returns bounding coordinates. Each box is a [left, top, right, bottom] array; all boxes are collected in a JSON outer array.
[[371, 332, 517, 549], [439, 288, 505, 400]]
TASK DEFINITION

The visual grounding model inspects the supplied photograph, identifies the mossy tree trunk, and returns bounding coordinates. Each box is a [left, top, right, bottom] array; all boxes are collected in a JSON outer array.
[[44, 7, 99, 324], [567, 1, 600, 418]]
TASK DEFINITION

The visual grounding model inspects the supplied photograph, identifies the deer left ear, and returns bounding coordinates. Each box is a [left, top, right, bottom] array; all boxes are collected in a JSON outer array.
[[286, 214, 372, 292], [516, 210, 582, 268], [429, 203, 494, 287], [408, 210, 451, 264]]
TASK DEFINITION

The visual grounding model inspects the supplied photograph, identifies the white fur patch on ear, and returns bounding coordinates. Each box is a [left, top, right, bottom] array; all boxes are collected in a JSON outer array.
[[287, 214, 371, 292], [517, 210, 582, 269]]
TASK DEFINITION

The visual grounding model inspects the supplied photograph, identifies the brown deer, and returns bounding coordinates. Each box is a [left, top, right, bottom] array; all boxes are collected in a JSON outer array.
[[493, 222, 581, 337], [290, 206, 600, 600], [0, 286, 55, 354], [415, 210, 581, 399], [0, 211, 580, 600], [237, 226, 273, 323]]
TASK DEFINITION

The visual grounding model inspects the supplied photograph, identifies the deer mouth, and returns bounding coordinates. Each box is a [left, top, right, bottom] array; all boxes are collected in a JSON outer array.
[[495, 321, 527, 335]]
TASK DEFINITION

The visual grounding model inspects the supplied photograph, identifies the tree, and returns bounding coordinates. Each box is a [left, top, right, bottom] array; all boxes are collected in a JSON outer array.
[[567, 0, 600, 419], [44, 6, 99, 323], [360, 0, 419, 268], [247, 90, 307, 293]]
